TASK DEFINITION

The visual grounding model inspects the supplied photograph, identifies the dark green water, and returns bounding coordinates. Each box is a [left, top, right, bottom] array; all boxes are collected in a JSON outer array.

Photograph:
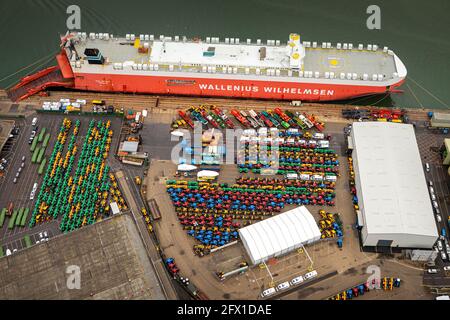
[[1, 0, 449, 109]]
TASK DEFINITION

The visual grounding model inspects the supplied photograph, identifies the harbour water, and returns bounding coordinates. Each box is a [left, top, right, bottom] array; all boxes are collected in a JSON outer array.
[[0, 0, 449, 109]]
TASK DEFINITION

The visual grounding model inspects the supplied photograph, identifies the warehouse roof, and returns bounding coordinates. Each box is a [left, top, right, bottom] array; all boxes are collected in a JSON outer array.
[[239, 206, 321, 265], [351, 122, 437, 239]]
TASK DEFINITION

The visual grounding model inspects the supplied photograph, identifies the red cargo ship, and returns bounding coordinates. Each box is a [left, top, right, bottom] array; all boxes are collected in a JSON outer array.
[[7, 32, 407, 102]]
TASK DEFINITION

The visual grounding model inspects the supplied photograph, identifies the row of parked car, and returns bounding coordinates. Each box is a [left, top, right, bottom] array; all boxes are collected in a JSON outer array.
[[260, 270, 318, 298]]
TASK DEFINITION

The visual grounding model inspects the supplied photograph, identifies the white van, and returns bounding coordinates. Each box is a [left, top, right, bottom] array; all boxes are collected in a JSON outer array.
[[276, 282, 290, 291], [285, 173, 298, 180], [304, 270, 318, 280], [261, 287, 276, 298], [31, 117, 38, 126]]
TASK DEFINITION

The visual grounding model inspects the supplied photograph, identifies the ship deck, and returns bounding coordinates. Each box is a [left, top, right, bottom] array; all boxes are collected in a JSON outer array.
[[303, 47, 397, 78], [73, 36, 399, 80]]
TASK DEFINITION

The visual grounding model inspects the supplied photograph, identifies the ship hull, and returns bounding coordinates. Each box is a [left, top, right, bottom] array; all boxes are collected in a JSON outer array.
[[73, 72, 405, 101]]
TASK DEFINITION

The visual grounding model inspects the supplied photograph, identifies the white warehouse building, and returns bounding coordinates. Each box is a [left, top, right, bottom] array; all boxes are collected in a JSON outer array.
[[239, 206, 321, 265], [351, 122, 438, 249]]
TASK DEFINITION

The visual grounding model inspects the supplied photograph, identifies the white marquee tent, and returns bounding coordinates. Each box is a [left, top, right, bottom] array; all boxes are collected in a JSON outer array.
[[239, 206, 321, 265]]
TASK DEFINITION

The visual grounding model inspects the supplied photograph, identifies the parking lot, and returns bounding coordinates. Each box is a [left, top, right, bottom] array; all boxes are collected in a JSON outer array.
[[0, 112, 125, 254], [145, 113, 383, 299]]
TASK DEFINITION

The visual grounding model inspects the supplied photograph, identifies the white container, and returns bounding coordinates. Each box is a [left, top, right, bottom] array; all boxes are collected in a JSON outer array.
[[349, 43, 353, 50], [363, 73, 369, 80], [222, 66, 227, 73], [329, 72, 335, 79], [230, 38, 235, 44], [202, 66, 207, 73], [145, 34, 149, 41], [233, 67, 238, 74], [358, 44, 363, 50], [314, 71, 320, 78], [372, 74, 377, 81], [169, 65, 174, 71], [343, 43, 348, 50], [325, 72, 330, 79], [346, 73, 352, 80], [245, 68, 250, 75], [140, 34, 144, 41], [298, 71, 303, 77], [154, 64, 159, 71], [137, 63, 143, 70], [207, 37, 211, 43], [340, 73, 346, 80], [276, 40, 280, 46], [275, 69, 280, 76], [257, 39, 261, 45], [322, 42, 326, 48], [367, 44, 372, 50], [130, 34, 135, 41], [174, 35, 179, 42], [312, 41, 317, 48], [235, 38, 239, 44], [256, 68, 260, 75], [247, 38, 251, 44], [337, 43, 342, 49], [352, 73, 357, 80], [225, 38, 229, 44]]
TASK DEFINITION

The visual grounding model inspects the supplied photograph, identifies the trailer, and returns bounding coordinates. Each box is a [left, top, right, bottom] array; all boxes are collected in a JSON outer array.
[[37, 147, 46, 164], [8, 210, 18, 229], [38, 127, 47, 142], [38, 158, 47, 175], [30, 135, 39, 152], [20, 208, 29, 227], [148, 198, 162, 220], [16, 208, 24, 226], [0, 208, 6, 227], [42, 133, 51, 148], [24, 235, 32, 248], [31, 147, 40, 163]]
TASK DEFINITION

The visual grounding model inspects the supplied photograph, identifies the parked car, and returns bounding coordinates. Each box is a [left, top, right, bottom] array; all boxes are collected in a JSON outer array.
[[276, 281, 290, 291], [437, 215, 442, 223], [433, 201, 439, 209], [21, 156, 25, 162], [427, 269, 438, 274], [290, 276, 304, 286], [443, 266, 450, 271], [430, 186, 435, 194], [425, 163, 430, 172], [437, 241, 443, 251], [431, 194, 437, 201], [442, 252, 448, 261], [261, 287, 276, 298], [429, 181, 433, 187]]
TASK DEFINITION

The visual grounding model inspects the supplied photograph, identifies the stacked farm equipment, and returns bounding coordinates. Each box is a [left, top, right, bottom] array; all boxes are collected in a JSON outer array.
[[29, 118, 115, 233], [317, 210, 343, 247], [330, 277, 401, 300]]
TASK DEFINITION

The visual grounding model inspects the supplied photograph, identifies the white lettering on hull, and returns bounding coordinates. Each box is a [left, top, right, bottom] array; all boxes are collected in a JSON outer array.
[[198, 83, 334, 96]]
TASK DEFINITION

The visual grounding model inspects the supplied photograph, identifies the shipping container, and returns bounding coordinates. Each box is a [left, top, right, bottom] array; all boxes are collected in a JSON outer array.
[[42, 133, 51, 148], [31, 147, 40, 163], [8, 210, 18, 229], [20, 208, 29, 227], [38, 158, 47, 175]]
